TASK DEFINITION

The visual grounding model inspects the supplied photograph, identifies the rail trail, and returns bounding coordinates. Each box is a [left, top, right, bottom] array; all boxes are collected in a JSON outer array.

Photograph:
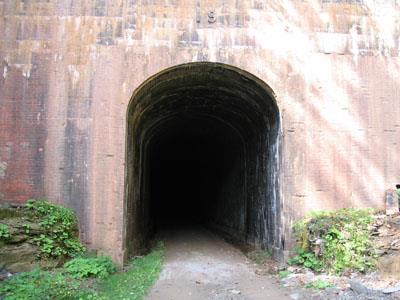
[[146, 227, 290, 300]]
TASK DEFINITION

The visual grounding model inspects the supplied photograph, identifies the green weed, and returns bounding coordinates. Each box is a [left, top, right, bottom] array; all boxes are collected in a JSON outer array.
[[0, 224, 11, 240], [0, 268, 98, 300], [64, 256, 117, 279], [289, 208, 377, 274], [26, 199, 85, 258], [305, 279, 334, 290], [0, 247, 163, 300], [278, 270, 291, 278], [288, 248, 323, 272], [97, 243, 164, 300]]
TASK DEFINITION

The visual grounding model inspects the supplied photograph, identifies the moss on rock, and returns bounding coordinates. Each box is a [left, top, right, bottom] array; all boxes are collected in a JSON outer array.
[[0, 200, 84, 273]]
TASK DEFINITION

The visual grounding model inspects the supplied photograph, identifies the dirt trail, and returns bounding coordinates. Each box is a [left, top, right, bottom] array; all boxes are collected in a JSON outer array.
[[146, 227, 291, 300]]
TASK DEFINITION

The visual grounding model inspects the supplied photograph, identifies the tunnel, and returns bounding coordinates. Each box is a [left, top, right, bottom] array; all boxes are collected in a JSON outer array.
[[125, 62, 281, 258]]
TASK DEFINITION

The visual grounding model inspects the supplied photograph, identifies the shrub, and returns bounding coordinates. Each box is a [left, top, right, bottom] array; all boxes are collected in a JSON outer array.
[[64, 256, 117, 279], [26, 199, 85, 258], [289, 208, 377, 274]]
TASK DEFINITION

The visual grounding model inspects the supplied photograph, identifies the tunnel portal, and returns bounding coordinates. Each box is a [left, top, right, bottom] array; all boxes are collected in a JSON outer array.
[[125, 63, 281, 258]]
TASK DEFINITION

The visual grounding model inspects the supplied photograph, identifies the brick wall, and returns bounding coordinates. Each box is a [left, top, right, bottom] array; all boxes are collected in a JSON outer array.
[[1, 0, 399, 263]]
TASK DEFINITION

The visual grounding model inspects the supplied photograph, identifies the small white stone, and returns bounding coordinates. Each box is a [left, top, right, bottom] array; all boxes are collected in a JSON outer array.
[[289, 293, 300, 300], [383, 284, 400, 294], [231, 289, 241, 295]]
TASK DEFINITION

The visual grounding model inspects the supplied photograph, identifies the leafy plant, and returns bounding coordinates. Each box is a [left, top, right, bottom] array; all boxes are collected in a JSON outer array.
[[0, 223, 11, 240], [64, 256, 117, 279], [0, 268, 98, 300], [27, 199, 85, 258], [288, 248, 323, 272], [23, 223, 31, 234], [290, 208, 377, 274], [0, 244, 164, 300], [305, 279, 334, 290]]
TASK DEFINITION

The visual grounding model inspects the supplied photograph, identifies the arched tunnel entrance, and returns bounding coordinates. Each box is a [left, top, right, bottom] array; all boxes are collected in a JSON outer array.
[[125, 63, 281, 259]]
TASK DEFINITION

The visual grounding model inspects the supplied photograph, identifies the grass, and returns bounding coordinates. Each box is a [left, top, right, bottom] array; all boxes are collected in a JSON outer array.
[[0, 244, 164, 300], [97, 244, 164, 300], [0, 268, 90, 300]]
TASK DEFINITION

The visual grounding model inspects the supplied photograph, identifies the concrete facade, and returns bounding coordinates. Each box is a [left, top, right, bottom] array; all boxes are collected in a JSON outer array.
[[0, 0, 399, 263]]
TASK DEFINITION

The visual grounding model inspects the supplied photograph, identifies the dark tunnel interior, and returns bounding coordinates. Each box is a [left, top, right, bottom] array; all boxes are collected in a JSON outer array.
[[148, 116, 245, 229], [126, 63, 281, 258]]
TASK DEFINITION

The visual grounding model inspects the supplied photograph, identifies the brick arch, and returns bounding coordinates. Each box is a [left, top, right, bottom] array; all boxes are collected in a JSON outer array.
[[124, 62, 282, 260]]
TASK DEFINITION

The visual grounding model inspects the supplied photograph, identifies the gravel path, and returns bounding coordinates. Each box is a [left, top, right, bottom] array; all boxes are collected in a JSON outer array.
[[146, 227, 291, 300]]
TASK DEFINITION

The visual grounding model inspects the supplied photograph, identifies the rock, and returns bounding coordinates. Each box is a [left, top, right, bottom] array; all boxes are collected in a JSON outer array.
[[382, 284, 400, 294], [373, 217, 385, 227], [375, 249, 386, 256], [0, 268, 12, 281], [378, 227, 393, 237], [7, 261, 36, 273], [39, 258, 64, 270], [349, 279, 385, 298], [0, 210, 65, 273], [6, 218, 43, 235], [349, 279, 370, 294], [277, 265, 287, 271], [391, 239, 400, 246], [378, 253, 400, 279], [0, 243, 39, 272], [386, 189, 399, 216], [287, 266, 300, 273], [8, 233, 29, 244], [254, 269, 265, 275]]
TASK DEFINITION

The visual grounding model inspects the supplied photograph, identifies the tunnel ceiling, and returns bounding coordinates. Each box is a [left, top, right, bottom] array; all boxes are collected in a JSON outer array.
[[125, 62, 281, 258], [129, 64, 279, 144]]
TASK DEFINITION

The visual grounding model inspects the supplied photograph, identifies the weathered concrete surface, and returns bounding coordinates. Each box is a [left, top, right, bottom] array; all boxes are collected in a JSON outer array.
[[0, 0, 400, 263]]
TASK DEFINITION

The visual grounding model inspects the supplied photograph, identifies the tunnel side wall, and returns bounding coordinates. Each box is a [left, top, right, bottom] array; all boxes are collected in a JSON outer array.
[[126, 67, 281, 256], [1, 1, 400, 263]]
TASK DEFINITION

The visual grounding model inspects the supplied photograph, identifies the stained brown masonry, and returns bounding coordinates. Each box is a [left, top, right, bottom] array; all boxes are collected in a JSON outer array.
[[0, 0, 399, 264]]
